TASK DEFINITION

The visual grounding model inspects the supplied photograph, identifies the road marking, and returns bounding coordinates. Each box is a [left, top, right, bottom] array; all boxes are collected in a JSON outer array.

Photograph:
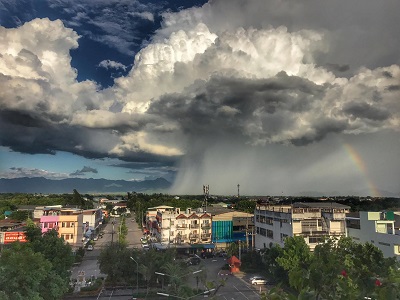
[[234, 285, 250, 300]]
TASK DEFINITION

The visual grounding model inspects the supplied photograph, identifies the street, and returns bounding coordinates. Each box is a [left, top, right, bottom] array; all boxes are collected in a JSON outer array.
[[69, 216, 266, 299]]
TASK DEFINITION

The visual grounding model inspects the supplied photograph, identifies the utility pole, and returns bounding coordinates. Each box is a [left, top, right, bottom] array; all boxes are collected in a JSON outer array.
[[237, 184, 240, 197], [111, 217, 115, 244], [245, 216, 249, 250], [202, 185, 209, 213], [239, 240, 241, 261]]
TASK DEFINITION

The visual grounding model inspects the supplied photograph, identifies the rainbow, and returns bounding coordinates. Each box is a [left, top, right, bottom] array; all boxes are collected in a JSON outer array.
[[343, 143, 380, 197]]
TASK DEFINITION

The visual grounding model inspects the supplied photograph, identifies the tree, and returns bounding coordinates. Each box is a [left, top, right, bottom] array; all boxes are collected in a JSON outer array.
[[24, 219, 42, 242], [226, 242, 239, 257], [262, 244, 288, 284], [276, 236, 311, 293], [30, 229, 74, 280], [0, 244, 67, 300], [9, 210, 29, 221]]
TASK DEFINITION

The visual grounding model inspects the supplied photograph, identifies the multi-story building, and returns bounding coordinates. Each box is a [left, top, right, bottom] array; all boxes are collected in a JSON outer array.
[[81, 208, 103, 238], [254, 202, 350, 251], [211, 211, 254, 249], [346, 211, 400, 260], [147, 207, 212, 246], [38, 206, 102, 250], [58, 209, 84, 248]]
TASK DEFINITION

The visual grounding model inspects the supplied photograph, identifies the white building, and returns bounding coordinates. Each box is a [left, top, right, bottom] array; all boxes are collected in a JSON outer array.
[[254, 202, 350, 251], [81, 208, 103, 238], [146, 207, 212, 245], [346, 211, 400, 260]]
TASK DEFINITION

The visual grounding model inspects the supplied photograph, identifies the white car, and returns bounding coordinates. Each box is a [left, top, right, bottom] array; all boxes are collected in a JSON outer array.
[[87, 245, 94, 251], [250, 276, 267, 285]]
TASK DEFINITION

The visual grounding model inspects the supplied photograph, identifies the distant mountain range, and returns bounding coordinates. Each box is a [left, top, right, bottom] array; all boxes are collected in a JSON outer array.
[[0, 177, 172, 194]]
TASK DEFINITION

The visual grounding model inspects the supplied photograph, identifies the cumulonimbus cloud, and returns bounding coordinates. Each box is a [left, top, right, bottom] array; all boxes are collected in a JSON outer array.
[[0, 0, 399, 194]]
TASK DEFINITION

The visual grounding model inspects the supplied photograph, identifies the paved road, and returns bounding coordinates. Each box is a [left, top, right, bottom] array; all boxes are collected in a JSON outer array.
[[70, 216, 266, 299]]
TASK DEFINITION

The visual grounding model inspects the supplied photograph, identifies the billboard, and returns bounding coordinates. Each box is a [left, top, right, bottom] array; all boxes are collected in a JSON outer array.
[[2, 231, 27, 244]]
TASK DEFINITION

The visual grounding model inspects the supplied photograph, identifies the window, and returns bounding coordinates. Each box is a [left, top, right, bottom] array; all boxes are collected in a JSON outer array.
[[267, 229, 273, 238], [62, 222, 66, 228], [309, 236, 323, 244], [378, 242, 390, 246], [259, 228, 266, 237]]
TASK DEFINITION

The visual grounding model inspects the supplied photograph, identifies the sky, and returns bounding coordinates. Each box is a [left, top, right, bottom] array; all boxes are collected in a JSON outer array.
[[0, 0, 399, 197]]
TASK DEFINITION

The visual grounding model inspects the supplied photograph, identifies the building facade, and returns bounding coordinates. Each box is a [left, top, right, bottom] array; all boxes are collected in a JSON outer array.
[[254, 202, 350, 250], [346, 211, 400, 260], [211, 211, 254, 249]]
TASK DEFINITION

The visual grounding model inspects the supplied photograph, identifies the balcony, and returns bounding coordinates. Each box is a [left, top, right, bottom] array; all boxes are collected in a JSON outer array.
[[190, 224, 199, 229], [189, 234, 199, 240], [176, 224, 187, 229], [201, 224, 211, 229], [201, 233, 211, 238]]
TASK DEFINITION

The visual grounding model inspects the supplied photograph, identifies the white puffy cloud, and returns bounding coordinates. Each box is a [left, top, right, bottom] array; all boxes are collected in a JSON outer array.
[[98, 59, 127, 70], [0, 167, 70, 179], [1, 0, 400, 195]]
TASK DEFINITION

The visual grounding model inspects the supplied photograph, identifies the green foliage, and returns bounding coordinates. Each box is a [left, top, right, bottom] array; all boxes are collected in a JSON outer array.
[[118, 217, 128, 245], [30, 229, 75, 279], [0, 244, 67, 300], [9, 210, 29, 221], [226, 242, 239, 257], [240, 249, 264, 273], [262, 244, 288, 284], [72, 189, 93, 209], [272, 236, 400, 299], [276, 236, 311, 292], [235, 199, 256, 213], [24, 220, 42, 242], [98, 242, 133, 284]]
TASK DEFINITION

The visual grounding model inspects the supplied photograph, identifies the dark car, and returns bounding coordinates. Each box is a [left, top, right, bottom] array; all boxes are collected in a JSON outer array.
[[187, 257, 201, 265], [201, 251, 215, 259]]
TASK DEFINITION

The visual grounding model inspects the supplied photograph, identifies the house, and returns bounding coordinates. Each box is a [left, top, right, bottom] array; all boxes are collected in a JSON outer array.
[[254, 202, 350, 251]]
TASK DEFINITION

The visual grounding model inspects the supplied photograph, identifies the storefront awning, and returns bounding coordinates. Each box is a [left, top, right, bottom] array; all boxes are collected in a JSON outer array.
[[190, 243, 215, 249]]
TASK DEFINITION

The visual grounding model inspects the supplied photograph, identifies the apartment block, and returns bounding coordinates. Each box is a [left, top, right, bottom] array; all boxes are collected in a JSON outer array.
[[346, 211, 400, 260], [254, 202, 350, 250]]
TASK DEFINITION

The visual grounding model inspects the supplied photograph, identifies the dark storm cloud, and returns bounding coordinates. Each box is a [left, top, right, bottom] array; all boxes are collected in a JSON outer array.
[[382, 71, 393, 78], [0, 110, 177, 164], [386, 85, 400, 91], [325, 63, 350, 73], [70, 166, 98, 176], [149, 73, 330, 145], [343, 102, 391, 122]]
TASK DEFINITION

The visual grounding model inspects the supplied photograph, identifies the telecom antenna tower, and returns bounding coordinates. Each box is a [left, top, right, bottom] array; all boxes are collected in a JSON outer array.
[[237, 184, 240, 197], [202, 185, 209, 213]]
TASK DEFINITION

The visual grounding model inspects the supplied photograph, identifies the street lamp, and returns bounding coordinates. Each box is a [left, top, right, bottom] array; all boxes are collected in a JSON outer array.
[[157, 288, 215, 299], [155, 270, 202, 278], [155, 270, 202, 293], [129, 257, 139, 297]]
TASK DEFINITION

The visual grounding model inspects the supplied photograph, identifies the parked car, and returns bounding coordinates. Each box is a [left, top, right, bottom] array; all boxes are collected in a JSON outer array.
[[250, 276, 267, 285], [187, 257, 201, 265], [201, 251, 215, 259], [93, 236, 98, 241], [87, 245, 94, 251]]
